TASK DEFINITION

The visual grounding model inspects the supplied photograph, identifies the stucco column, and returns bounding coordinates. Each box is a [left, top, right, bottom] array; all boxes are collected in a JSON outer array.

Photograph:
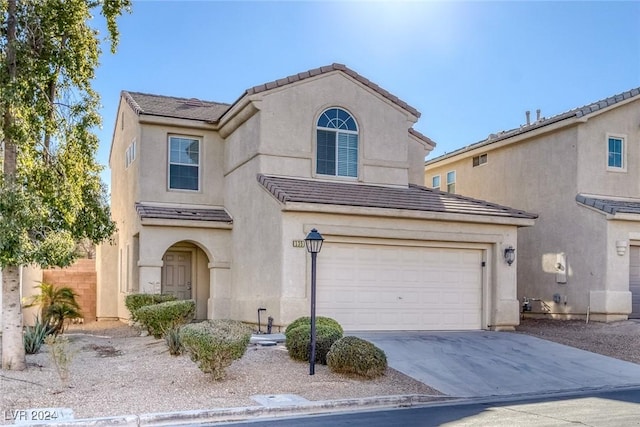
[[137, 259, 163, 294], [208, 261, 231, 319], [492, 242, 520, 331]]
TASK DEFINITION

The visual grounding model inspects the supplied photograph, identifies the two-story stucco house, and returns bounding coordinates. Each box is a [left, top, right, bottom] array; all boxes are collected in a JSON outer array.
[[97, 64, 535, 331], [425, 87, 640, 322]]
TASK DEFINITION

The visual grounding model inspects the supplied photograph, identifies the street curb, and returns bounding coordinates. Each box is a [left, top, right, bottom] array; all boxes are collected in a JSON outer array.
[[20, 394, 451, 427]]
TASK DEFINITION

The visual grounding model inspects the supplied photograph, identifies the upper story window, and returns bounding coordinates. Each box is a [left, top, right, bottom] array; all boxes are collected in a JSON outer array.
[[472, 153, 487, 167], [168, 136, 200, 191], [316, 108, 358, 178], [446, 170, 456, 193], [125, 138, 136, 169], [432, 175, 440, 190], [607, 134, 626, 171]]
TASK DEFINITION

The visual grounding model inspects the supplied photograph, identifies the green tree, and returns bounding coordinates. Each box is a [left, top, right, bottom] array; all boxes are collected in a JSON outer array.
[[1, 0, 130, 370]]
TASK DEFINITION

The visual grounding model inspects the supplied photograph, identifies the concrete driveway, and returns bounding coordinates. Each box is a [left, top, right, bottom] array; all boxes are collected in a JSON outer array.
[[354, 331, 640, 398]]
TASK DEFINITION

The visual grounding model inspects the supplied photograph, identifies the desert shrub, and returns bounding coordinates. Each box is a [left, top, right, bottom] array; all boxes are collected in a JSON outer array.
[[285, 323, 343, 365], [23, 317, 52, 354], [165, 326, 184, 356], [180, 319, 253, 380], [284, 316, 343, 337], [24, 283, 82, 335], [124, 293, 177, 323], [45, 334, 75, 385], [327, 336, 387, 379], [135, 299, 195, 338]]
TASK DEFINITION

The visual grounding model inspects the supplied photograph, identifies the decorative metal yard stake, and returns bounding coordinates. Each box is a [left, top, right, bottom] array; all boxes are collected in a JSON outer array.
[[305, 228, 324, 375]]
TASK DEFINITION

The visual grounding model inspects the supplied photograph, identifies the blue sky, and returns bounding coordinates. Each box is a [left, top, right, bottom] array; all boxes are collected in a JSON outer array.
[[93, 1, 640, 189]]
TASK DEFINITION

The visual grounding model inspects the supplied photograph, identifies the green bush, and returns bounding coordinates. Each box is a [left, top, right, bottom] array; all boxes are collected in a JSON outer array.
[[135, 299, 195, 338], [124, 293, 177, 323], [23, 317, 52, 354], [284, 316, 343, 337], [327, 336, 387, 379], [285, 323, 343, 365], [180, 319, 253, 380]]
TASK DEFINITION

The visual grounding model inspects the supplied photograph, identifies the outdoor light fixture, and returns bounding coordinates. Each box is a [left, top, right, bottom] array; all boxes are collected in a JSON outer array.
[[616, 240, 628, 256], [304, 228, 324, 375], [504, 245, 516, 266]]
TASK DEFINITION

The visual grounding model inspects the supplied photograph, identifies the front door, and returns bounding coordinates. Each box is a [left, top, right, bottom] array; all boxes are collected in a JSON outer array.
[[630, 246, 640, 319], [162, 251, 192, 300]]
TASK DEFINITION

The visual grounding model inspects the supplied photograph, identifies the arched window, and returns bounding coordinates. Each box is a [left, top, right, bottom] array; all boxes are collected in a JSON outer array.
[[316, 108, 358, 178]]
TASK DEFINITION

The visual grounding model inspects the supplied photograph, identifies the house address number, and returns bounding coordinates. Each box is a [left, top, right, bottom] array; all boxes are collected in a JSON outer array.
[[292, 240, 305, 248]]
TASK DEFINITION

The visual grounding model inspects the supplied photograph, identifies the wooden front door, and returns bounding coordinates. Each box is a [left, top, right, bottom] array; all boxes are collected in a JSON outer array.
[[162, 251, 192, 300]]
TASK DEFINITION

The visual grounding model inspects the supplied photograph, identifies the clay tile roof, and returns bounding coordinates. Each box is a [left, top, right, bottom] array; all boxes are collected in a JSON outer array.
[[243, 63, 421, 118], [258, 174, 536, 219], [576, 194, 640, 215], [135, 203, 233, 223], [409, 128, 437, 147], [123, 91, 230, 122]]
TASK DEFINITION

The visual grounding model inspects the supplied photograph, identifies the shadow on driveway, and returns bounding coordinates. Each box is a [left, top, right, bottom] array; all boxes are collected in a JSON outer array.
[[354, 331, 640, 398]]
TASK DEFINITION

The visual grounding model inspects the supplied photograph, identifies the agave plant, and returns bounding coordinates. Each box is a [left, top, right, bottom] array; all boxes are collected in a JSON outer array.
[[24, 283, 83, 335]]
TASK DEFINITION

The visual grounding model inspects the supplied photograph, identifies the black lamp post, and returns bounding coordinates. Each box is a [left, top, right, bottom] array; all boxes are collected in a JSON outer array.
[[305, 228, 324, 375]]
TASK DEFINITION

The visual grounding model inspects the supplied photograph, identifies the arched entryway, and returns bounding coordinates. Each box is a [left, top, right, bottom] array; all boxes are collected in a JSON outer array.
[[161, 241, 211, 320]]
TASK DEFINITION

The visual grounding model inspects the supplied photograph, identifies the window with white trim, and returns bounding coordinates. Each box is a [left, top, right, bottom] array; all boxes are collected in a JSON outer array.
[[607, 134, 626, 171], [316, 107, 358, 178], [446, 171, 456, 193], [168, 136, 200, 191], [125, 138, 136, 169], [432, 175, 440, 190]]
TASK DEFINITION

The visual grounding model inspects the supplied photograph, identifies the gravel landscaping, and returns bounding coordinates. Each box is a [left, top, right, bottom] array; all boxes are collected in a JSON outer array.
[[0, 321, 440, 420], [2, 318, 640, 421], [515, 317, 640, 364]]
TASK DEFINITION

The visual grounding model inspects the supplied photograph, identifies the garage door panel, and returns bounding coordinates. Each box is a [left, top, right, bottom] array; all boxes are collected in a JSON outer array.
[[317, 243, 483, 331]]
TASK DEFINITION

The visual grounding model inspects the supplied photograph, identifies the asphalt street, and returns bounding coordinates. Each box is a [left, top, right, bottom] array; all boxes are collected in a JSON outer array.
[[202, 387, 640, 427]]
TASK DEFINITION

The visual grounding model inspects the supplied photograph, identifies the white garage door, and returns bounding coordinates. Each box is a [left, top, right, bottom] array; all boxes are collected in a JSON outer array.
[[316, 243, 483, 331]]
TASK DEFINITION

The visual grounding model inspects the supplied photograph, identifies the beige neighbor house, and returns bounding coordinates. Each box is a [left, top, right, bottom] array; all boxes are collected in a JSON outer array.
[[97, 64, 536, 332], [425, 87, 640, 322]]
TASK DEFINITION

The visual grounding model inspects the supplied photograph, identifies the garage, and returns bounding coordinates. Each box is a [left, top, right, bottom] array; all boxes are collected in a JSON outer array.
[[316, 242, 484, 331]]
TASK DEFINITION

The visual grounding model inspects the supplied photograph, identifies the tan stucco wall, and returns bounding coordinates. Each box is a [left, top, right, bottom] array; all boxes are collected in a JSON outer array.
[[138, 123, 224, 205], [221, 72, 433, 327], [96, 238, 119, 320], [577, 99, 640, 196], [21, 265, 43, 326], [425, 99, 640, 319], [236, 72, 421, 187]]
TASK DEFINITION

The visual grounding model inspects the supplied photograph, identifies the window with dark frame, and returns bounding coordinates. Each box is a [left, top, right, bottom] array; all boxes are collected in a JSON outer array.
[[472, 153, 487, 167], [608, 136, 624, 169]]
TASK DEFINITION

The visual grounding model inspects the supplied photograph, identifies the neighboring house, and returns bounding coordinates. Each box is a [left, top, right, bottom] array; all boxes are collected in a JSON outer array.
[[97, 63, 535, 332], [425, 87, 640, 322]]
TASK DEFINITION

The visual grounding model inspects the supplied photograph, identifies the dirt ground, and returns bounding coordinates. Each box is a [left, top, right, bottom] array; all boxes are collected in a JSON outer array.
[[516, 317, 640, 364]]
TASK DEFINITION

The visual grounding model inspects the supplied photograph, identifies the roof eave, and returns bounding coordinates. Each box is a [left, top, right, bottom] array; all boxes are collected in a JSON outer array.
[[136, 114, 219, 131], [139, 217, 233, 229], [425, 115, 582, 168], [281, 201, 536, 226]]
